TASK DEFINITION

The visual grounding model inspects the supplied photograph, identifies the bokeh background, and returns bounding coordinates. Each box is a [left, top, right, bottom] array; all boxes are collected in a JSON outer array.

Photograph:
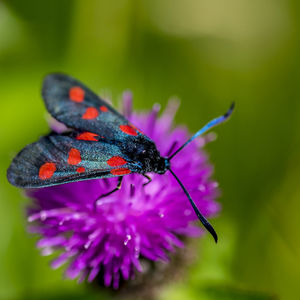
[[0, 1, 299, 299]]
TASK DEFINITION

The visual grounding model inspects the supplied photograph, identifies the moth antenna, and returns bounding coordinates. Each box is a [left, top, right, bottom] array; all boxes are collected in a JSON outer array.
[[168, 102, 235, 160], [169, 168, 218, 243]]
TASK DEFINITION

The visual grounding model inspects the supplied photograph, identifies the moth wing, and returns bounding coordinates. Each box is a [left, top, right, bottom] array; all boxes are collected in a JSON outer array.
[[7, 133, 141, 188], [42, 73, 141, 140]]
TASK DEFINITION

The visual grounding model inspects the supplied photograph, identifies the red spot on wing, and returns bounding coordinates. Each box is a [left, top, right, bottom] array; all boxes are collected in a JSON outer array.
[[76, 167, 85, 173], [119, 125, 137, 136], [82, 107, 99, 120], [110, 168, 131, 175], [69, 86, 85, 103], [68, 148, 81, 165], [39, 162, 56, 180], [100, 105, 108, 112], [107, 156, 127, 167], [76, 132, 99, 141]]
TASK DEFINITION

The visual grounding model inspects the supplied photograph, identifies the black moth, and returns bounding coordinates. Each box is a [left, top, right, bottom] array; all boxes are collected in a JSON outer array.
[[7, 73, 234, 242]]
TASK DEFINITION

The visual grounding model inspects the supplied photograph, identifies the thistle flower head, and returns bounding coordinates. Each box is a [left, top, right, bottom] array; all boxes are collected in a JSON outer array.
[[27, 92, 220, 289]]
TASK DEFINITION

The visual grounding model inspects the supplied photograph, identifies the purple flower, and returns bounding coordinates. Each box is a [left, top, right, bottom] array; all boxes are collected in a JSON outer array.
[[27, 92, 220, 289]]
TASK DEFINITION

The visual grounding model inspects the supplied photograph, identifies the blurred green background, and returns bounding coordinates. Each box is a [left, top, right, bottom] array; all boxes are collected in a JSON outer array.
[[0, 1, 299, 299]]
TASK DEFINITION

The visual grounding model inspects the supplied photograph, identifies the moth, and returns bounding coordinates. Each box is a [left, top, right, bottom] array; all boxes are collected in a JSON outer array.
[[7, 74, 234, 242]]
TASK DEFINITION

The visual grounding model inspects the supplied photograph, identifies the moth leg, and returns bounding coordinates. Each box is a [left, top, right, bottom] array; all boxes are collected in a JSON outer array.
[[97, 176, 123, 200], [143, 174, 152, 186]]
